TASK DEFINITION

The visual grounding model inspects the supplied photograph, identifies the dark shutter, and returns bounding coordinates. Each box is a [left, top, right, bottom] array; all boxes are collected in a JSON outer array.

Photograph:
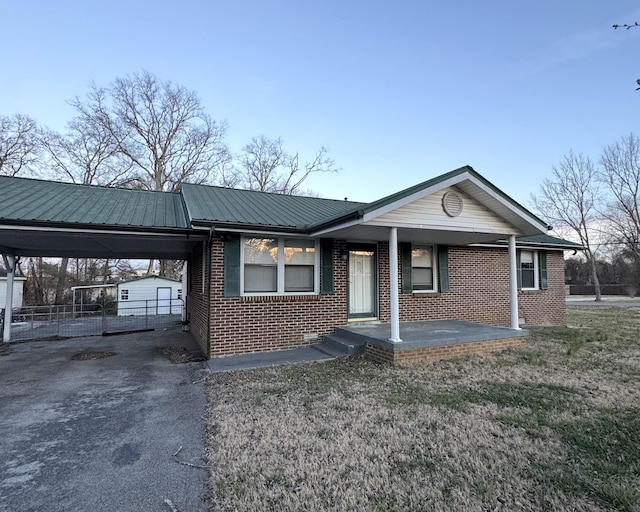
[[539, 251, 548, 290], [320, 239, 334, 294], [516, 250, 522, 291], [438, 246, 450, 293], [401, 243, 412, 293], [224, 235, 241, 297]]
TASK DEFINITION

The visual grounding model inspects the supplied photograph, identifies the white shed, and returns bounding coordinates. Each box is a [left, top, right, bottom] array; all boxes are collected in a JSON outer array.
[[0, 272, 26, 311], [116, 276, 183, 316]]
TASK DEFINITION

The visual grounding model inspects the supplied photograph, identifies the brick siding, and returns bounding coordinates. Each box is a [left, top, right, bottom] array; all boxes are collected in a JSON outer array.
[[190, 238, 566, 357], [186, 242, 209, 355]]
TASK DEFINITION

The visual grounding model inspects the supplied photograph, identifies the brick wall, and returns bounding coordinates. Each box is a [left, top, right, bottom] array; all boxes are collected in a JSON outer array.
[[382, 244, 565, 327], [207, 238, 350, 357], [186, 242, 210, 355], [197, 239, 566, 357]]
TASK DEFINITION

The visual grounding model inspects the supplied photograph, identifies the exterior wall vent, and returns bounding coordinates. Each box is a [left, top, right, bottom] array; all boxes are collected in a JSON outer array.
[[442, 191, 463, 217]]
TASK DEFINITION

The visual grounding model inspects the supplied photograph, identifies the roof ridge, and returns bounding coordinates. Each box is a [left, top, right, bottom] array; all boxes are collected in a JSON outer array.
[[181, 181, 366, 206], [0, 175, 179, 196]]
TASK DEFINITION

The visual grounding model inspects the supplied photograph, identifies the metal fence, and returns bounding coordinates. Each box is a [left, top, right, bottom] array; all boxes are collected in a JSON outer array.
[[2, 299, 185, 342]]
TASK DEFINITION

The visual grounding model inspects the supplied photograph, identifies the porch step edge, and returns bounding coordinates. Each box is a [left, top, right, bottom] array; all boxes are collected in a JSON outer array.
[[334, 326, 382, 345]]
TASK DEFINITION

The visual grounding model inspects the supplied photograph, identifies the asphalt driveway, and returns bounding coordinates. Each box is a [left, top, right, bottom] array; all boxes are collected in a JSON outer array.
[[0, 328, 210, 512]]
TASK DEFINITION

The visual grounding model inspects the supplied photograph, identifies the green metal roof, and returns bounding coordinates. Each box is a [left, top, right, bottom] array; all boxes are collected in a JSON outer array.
[[0, 176, 190, 230], [181, 183, 365, 231]]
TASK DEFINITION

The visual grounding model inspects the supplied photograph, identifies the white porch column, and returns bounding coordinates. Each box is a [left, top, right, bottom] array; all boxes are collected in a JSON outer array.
[[2, 254, 15, 342], [509, 235, 521, 330], [389, 227, 402, 342]]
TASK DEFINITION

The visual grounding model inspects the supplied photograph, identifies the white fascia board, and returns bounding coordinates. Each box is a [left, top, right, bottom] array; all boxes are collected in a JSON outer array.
[[365, 220, 520, 235], [470, 242, 574, 252], [215, 227, 316, 238], [464, 175, 550, 233], [0, 224, 201, 238]]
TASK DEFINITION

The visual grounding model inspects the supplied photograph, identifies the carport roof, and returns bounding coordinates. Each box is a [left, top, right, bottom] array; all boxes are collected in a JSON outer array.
[[0, 176, 189, 229], [0, 176, 202, 259]]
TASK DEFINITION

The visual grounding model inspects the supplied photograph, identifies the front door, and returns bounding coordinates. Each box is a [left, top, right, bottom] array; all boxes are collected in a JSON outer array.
[[348, 246, 377, 319]]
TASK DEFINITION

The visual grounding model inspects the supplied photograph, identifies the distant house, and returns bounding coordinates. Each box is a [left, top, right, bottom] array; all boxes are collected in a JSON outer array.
[[0, 267, 26, 311], [117, 276, 183, 316]]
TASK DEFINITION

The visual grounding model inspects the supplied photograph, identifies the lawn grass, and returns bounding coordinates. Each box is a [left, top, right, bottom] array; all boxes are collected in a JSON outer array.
[[205, 306, 640, 511]]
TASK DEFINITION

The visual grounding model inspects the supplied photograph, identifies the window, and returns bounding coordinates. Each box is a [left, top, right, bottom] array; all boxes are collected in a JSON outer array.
[[284, 239, 315, 292], [120, 289, 129, 301], [519, 250, 541, 289], [411, 246, 436, 291], [177, 289, 182, 300], [244, 238, 278, 292], [242, 237, 318, 295]]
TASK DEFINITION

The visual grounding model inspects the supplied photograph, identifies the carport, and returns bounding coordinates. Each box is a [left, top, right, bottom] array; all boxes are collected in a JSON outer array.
[[0, 176, 207, 342]]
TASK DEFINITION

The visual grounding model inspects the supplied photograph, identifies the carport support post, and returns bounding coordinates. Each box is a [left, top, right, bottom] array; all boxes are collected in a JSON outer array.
[[389, 227, 402, 342], [509, 235, 521, 330], [2, 254, 15, 342]]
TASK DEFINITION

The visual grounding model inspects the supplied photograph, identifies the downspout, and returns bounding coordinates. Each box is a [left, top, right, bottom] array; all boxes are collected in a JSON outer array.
[[181, 260, 188, 331], [509, 235, 521, 330], [2, 254, 16, 342], [389, 228, 402, 342], [205, 227, 215, 357]]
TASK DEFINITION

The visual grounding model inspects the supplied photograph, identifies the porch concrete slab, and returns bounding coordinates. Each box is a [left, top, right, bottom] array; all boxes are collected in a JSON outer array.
[[341, 320, 528, 351], [207, 345, 334, 373]]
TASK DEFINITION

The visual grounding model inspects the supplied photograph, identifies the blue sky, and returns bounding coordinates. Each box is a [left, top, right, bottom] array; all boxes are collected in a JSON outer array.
[[2, 0, 639, 208]]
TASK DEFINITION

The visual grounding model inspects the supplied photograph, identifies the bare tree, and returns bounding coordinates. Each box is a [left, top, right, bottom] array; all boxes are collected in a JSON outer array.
[[532, 151, 603, 300], [0, 114, 40, 177], [599, 134, 640, 268], [40, 115, 134, 187], [69, 70, 230, 192], [223, 135, 338, 195]]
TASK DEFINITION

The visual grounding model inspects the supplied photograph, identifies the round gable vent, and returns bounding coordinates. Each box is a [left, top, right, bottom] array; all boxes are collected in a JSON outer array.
[[442, 191, 463, 217]]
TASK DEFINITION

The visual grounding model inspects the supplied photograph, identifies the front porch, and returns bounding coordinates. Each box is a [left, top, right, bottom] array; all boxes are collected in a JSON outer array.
[[323, 320, 528, 365]]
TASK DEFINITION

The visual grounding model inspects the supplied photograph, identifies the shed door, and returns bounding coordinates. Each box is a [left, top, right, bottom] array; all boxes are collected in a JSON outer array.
[[157, 287, 172, 315]]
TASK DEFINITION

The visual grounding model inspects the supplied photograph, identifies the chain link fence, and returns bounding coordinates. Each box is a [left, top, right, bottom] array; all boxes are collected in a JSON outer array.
[[2, 299, 185, 341]]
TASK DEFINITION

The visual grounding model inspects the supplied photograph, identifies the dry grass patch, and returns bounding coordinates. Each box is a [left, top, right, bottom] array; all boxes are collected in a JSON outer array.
[[205, 307, 640, 511]]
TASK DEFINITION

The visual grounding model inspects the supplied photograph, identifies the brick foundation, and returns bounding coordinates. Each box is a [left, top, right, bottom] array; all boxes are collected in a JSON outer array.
[[364, 337, 525, 365]]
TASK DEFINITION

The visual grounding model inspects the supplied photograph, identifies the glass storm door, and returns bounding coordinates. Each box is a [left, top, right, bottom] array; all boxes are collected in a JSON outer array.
[[348, 249, 377, 319]]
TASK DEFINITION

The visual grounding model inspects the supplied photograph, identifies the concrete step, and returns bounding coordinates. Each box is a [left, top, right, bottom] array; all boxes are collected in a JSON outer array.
[[317, 333, 366, 356]]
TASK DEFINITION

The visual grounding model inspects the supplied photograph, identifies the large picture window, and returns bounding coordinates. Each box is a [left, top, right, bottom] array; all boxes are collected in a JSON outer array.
[[411, 246, 435, 291], [243, 237, 318, 294]]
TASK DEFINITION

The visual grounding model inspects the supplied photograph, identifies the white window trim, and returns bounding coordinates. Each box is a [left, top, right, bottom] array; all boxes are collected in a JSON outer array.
[[120, 289, 129, 301], [240, 236, 320, 296], [520, 249, 539, 290], [412, 244, 439, 294]]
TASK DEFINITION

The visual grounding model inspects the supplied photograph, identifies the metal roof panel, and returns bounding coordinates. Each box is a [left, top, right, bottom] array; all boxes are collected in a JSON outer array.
[[0, 176, 190, 229], [181, 183, 364, 229]]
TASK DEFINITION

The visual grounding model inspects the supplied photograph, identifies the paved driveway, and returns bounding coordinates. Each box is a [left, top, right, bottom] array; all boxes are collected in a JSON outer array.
[[0, 329, 210, 512]]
